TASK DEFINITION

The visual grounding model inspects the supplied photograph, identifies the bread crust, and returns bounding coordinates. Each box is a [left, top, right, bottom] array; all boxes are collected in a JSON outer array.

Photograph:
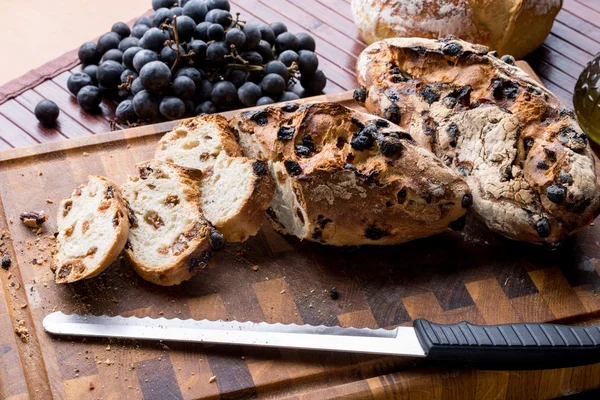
[[54, 175, 130, 284], [350, 0, 562, 59], [231, 102, 471, 246], [356, 37, 600, 245], [122, 160, 221, 286]]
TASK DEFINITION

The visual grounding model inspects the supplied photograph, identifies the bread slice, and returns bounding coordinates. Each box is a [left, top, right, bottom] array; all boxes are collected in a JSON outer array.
[[199, 154, 274, 242], [121, 160, 223, 286], [155, 115, 275, 242], [54, 176, 130, 284], [155, 115, 242, 173]]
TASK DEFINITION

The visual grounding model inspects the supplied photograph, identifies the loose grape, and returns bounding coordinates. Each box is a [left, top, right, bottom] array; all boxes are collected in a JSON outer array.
[[115, 100, 137, 123], [34, 100, 60, 125], [77, 86, 103, 112]]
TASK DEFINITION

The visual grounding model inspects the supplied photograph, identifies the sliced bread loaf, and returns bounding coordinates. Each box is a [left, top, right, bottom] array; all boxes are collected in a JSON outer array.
[[54, 176, 130, 284], [121, 160, 224, 286], [155, 115, 275, 242]]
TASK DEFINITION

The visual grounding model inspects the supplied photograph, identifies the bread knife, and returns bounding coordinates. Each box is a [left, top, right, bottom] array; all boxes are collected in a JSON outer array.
[[43, 312, 600, 369]]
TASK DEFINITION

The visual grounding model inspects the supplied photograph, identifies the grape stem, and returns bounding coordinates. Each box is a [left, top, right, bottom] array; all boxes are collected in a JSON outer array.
[[161, 15, 194, 72], [118, 74, 135, 90]]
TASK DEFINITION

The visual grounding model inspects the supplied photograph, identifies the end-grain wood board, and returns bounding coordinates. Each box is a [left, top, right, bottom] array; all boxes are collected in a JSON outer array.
[[1, 79, 600, 400]]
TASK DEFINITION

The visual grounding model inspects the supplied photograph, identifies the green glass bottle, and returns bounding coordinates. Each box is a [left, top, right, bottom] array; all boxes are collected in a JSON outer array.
[[574, 53, 600, 145]]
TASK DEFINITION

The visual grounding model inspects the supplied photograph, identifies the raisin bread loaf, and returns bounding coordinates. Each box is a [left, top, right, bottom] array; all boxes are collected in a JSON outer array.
[[121, 160, 224, 286], [155, 115, 275, 242], [54, 176, 130, 283], [230, 102, 472, 246], [356, 37, 600, 246]]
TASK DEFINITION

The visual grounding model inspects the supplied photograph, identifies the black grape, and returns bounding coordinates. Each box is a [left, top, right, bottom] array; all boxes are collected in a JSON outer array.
[[97, 32, 121, 54], [160, 45, 184, 67], [206, 41, 229, 63], [270, 22, 287, 36], [82, 65, 98, 86], [264, 60, 289, 81], [111, 22, 131, 38], [142, 27, 167, 52], [139, 61, 172, 94], [132, 90, 161, 120], [242, 24, 261, 49], [152, 0, 177, 11], [159, 96, 186, 120], [175, 67, 203, 86], [256, 40, 273, 62], [131, 24, 150, 39], [275, 32, 299, 53], [120, 69, 138, 83], [67, 72, 93, 96], [172, 76, 196, 100], [195, 80, 213, 101], [208, 23, 225, 41], [278, 50, 298, 67], [153, 8, 173, 27], [298, 50, 318, 75], [196, 100, 217, 114], [175, 15, 196, 42], [240, 51, 262, 66], [101, 49, 123, 63], [296, 33, 316, 52], [195, 21, 211, 41], [260, 73, 285, 97], [77, 86, 103, 112], [115, 100, 138, 123], [134, 17, 152, 27], [132, 49, 159, 72], [123, 46, 142, 70], [97, 60, 124, 89], [34, 100, 60, 125], [278, 91, 300, 102], [238, 82, 262, 106], [227, 69, 247, 88], [300, 69, 326, 94], [118, 37, 139, 52], [187, 40, 207, 63], [207, 0, 230, 11], [131, 77, 144, 95], [258, 25, 276, 45], [226, 28, 245, 47], [78, 42, 101, 65], [256, 96, 274, 106], [211, 81, 237, 107], [183, 0, 208, 23]]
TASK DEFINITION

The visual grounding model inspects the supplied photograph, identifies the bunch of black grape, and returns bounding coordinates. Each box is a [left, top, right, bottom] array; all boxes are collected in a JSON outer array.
[[69, 0, 327, 126]]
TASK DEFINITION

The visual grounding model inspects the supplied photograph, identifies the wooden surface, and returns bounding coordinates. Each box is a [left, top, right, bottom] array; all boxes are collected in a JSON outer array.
[[0, 87, 600, 400], [0, 0, 599, 149]]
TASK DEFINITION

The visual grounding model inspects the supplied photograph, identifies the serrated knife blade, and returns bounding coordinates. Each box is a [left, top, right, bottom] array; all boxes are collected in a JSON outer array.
[[43, 312, 426, 357]]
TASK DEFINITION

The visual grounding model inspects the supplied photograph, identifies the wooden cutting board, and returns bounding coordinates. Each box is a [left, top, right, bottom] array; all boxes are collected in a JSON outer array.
[[1, 65, 600, 400]]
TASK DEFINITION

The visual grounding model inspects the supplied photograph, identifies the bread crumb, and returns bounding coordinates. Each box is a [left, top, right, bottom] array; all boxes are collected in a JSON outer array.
[[280, 290, 285, 294], [106, 345, 111, 351], [251, 265, 259, 271], [45, 199, 54, 204], [83, 152, 90, 157], [104, 358, 113, 365], [89, 382, 95, 390], [15, 320, 29, 343], [209, 376, 216, 383]]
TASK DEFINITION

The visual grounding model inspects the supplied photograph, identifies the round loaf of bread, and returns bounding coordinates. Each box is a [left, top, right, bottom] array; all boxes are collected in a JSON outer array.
[[351, 0, 562, 59], [356, 36, 600, 246]]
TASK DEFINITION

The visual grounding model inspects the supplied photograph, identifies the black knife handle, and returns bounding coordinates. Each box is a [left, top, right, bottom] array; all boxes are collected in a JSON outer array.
[[413, 319, 600, 370]]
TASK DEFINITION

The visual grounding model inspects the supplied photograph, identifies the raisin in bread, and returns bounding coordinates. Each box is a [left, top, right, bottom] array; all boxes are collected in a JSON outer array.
[[54, 176, 130, 283], [121, 160, 224, 286], [230, 102, 472, 246], [155, 115, 275, 242], [356, 37, 600, 246]]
